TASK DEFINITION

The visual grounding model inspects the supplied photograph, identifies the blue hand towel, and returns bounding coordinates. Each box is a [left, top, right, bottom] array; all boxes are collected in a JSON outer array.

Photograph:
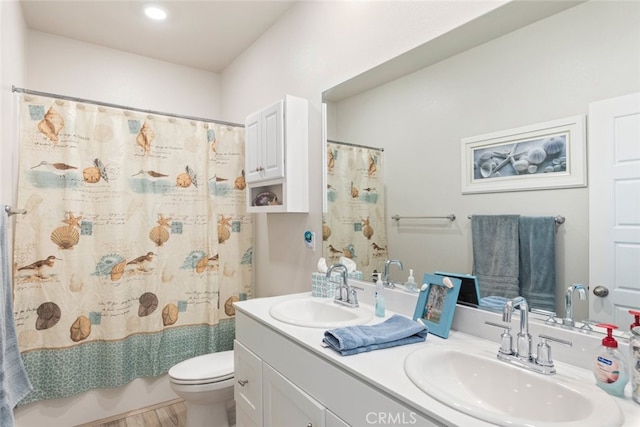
[[519, 216, 556, 312], [1, 214, 33, 426], [323, 314, 427, 356], [471, 215, 520, 300], [479, 296, 509, 312]]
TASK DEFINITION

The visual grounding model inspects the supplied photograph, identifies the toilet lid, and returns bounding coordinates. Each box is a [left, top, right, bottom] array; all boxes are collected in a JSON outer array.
[[169, 350, 234, 384]]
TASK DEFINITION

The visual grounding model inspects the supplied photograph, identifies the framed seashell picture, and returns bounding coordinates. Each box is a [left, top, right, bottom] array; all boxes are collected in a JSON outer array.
[[461, 115, 586, 194]]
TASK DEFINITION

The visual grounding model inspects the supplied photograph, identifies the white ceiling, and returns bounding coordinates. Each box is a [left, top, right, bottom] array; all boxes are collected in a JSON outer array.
[[20, 0, 297, 73]]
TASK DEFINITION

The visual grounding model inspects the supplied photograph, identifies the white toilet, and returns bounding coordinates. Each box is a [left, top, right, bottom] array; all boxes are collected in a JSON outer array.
[[168, 350, 235, 427]]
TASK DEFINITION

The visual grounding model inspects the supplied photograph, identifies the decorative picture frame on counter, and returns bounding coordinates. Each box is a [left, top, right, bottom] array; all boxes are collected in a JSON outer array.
[[461, 115, 586, 194], [413, 274, 462, 339]]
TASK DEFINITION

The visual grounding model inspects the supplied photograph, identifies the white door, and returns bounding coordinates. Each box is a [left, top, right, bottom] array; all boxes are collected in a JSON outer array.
[[589, 92, 640, 324]]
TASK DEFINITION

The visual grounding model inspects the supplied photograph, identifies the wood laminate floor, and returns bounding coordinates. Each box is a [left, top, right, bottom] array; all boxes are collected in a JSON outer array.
[[80, 399, 187, 427]]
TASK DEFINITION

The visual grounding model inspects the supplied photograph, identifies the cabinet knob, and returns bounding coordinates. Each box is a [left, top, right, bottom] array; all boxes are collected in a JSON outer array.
[[237, 379, 248, 387], [255, 166, 264, 172]]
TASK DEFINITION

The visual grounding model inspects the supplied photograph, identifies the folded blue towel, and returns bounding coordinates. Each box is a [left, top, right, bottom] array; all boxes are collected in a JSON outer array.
[[323, 314, 428, 356], [479, 296, 508, 312]]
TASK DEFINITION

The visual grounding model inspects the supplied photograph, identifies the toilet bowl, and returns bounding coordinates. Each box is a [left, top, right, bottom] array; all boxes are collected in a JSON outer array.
[[169, 350, 235, 427]]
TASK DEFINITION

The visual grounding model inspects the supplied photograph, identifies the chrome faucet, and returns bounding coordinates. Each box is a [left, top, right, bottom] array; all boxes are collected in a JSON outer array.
[[486, 295, 572, 375], [327, 263, 359, 308], [383, 259, 403, 288], [563, 284, 587, 327], [503, 296, 532, 361]]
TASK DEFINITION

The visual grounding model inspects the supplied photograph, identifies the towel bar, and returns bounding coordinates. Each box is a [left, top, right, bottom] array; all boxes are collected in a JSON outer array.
[[4, 205, 27, 216], [467, 214, 564, 225], [392, 214, 456, 221]]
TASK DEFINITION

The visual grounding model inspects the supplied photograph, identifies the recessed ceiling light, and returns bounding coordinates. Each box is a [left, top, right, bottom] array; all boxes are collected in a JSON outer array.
[[144, 6, 167, 21]]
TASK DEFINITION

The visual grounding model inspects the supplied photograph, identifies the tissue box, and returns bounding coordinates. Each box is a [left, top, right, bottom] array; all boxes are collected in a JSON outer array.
[[311, 271, 364, 298]]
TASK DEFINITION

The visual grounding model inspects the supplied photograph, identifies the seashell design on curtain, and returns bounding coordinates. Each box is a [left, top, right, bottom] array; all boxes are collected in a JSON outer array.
[[12, 95, 252, 403], [323, 141, 387, 280]]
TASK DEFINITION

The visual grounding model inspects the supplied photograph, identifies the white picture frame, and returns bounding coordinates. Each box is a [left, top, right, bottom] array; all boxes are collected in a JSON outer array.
[[461, 115, 586, 194]]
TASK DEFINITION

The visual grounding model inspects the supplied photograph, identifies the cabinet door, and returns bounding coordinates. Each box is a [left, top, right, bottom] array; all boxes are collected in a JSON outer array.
[[263, 364, 325, 427], [326, 410, 350, 427], [260, 100, 284, 181], [245, 111, 262, 183], [234, 340, 263, 427]]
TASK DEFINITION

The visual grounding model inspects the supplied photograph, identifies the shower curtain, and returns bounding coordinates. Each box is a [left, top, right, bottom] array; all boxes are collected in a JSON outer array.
[[11, 94, 252, 403], [324, 141, 386, 280]]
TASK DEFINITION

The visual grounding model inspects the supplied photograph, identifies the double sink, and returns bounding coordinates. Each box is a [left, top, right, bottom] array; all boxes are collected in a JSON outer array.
[[268, 293, 624, 426]]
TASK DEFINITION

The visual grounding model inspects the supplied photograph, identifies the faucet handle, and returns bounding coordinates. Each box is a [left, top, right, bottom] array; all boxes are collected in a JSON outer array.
[[485, 321, 513, 355], [531, 308, 558, 324], [536, 334, 572, 369], [579, 319, 597, 331], [485, 321, 511, 330], [348, 285, 364, 307]]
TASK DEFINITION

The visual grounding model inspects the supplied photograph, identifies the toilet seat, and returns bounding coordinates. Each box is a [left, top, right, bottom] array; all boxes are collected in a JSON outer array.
[[169, 351, 234, 385]]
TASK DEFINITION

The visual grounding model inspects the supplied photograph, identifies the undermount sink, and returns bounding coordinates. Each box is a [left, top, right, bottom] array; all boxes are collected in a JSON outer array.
[[404, 346, 623, 427], [269, 297, 373, 328]]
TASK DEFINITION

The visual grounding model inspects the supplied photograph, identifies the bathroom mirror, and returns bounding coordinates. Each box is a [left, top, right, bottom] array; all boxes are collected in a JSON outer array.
[[321, 0, 640, 324]]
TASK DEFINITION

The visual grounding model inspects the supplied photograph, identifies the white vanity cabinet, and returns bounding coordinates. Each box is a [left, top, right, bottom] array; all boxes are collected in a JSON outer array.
[[234, 309, 437, 427], [235, 337, 340, 427], [244, 95, 308, 213], [234, 341, 262, 427]]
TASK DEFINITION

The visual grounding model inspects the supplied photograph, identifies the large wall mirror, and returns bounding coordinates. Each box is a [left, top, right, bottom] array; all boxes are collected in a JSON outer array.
[[321, 0, 640, 322]]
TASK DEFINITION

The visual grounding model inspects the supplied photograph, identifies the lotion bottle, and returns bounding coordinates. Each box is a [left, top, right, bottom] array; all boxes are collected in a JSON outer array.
[[405, 269, 417, 293], [593, 323, 628, 397], [375, 273, 385, 317]]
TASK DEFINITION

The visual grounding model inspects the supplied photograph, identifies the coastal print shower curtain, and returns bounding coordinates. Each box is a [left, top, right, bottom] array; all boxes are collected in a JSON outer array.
[[11, 94, 252, 403], [323, 142, 386, 280]]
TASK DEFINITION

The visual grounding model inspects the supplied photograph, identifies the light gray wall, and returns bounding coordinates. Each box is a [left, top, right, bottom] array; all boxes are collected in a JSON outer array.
[[331, 0, 640, 317], [0, 0, 26, 219], [220, 0, 507, 297]]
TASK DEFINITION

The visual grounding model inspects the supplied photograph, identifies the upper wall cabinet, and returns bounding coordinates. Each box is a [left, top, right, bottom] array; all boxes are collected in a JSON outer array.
[[245, 95, 309, 213]]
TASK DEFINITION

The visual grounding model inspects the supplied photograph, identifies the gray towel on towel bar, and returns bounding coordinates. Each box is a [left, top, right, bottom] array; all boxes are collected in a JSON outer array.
[[471, 215, 520, 300], [519, 216, 556, 312]]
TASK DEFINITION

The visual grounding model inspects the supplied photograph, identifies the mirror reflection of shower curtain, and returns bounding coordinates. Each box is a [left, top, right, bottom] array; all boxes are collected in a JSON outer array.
[[323, 141, 386, 280], [12, 94, 252, 403]]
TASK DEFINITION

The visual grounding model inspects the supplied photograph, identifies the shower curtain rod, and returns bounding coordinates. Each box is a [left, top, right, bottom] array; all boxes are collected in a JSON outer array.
[[12, 85, 243, 127], [327, 139, 384, 152]]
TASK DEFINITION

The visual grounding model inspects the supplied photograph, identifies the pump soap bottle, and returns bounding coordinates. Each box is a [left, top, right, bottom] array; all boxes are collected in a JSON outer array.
[[593, 323, 628, 397], [374, 273, 385, 317], [629, 310, 640, 404], [405, 269, 417, 293]]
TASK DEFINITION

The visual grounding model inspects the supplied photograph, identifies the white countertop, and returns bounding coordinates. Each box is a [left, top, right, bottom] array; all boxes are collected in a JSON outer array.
[[235, 291, 640, 426]]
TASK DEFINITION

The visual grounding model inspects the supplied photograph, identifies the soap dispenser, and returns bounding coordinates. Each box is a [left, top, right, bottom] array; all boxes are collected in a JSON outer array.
[[593, 323, 628, 397], [374, 273, 385, 317], [629, 310, 640, 404], [405, 269, 417, 293]]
